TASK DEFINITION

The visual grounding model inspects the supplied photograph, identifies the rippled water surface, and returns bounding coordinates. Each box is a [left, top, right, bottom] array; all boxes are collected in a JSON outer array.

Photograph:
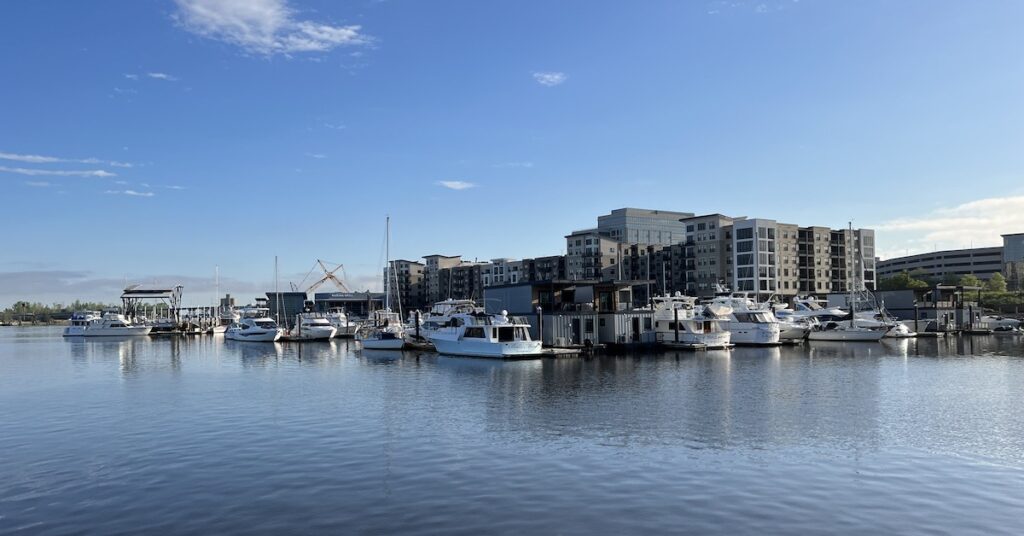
[[2, 328, 1023, 534]]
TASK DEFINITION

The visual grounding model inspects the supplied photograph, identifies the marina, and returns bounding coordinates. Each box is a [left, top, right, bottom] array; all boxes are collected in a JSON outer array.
[[2, 325, 1023, 534]]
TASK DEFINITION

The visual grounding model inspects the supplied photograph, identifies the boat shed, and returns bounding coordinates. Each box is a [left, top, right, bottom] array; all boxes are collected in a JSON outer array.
[[483, 280, 655, 347], [313, 291, 385, 319]]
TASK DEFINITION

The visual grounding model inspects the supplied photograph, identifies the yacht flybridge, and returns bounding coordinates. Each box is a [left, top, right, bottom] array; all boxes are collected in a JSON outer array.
[[428, 311, 542, 358], [704, 295, 782, 346], [282, 313, 337, 341], [652, 294, 732, 349], [406, 299, 484, 343]]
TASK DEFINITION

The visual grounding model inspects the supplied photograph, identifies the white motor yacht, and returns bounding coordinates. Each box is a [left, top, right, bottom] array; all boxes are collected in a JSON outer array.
[[325, 308, 358, 338], [428, 311, 542, 358], [406, 299, 483, 343], [704, 295, 781, 345], [70, 312, 152, 337], [652, 293, 732, 349], [225, 317, 283, 342], [282, 313, 337, 341], [62, 311, 101, 337]]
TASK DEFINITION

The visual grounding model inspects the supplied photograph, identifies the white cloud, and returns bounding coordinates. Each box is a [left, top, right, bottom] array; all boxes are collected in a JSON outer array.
[[24, 181, 50, 187], [493, 161, 534, 168], [533, 71, 567, 87], [173, 0, 368, 55], [105, 189, 155, 197], [124, 73, 139, 80], [438, 180, 476, 191], [875, 196, 1024, 259], [147, 72, 178, 81], [0, 151, 132, 168], [163, 185, 186, 190], [306, 152, 327, 159], [0, 166, 116, 178]]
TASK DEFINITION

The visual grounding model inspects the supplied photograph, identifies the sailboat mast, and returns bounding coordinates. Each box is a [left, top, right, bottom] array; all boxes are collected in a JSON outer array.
[[849, 222, 856, 329], [385, 216, 391, 311]]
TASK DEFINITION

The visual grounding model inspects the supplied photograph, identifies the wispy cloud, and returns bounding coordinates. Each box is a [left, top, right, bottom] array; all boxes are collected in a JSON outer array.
[[173, 0, 369, 55], [163, 185, 186, 190], [105, 189, 155, 197], [875, 196, 1024, 259], [0, 166, 116, 178], [493, 161, 534, 169], [147, 72, 178, 81], [533, 71, 567, 87], [24, 181, 50, 187], [0, 151, 133, 168], [438, 180, 476, 191], [323, 122, 346, 130], [124, 73, 139, 80], [306, 152, 327, 159]]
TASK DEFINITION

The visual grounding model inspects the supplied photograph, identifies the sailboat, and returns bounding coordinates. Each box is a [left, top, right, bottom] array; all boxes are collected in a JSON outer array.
[[358, 216, 406, 350], [808, 223, 886, 342]]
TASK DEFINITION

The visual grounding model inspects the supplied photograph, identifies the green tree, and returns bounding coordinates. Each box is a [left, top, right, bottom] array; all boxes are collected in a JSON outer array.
[[878, 271, 929, 291], [959, 274, 983, 288], [986, 272, 1008, 293]]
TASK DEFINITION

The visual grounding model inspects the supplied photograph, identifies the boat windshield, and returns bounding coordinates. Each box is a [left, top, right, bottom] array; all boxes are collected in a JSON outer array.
[[254, 320, 277, 328]]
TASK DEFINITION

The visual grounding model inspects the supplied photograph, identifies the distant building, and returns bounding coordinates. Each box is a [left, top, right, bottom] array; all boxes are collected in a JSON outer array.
[[597, 207, 694, 246], [520, 255, 566, 282], [389, 259, 425, 311], [876, 246, 1004, 282], [313, 292, 385, 318]]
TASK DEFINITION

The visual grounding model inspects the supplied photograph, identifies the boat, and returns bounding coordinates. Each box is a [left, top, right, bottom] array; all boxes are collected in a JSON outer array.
[[358, 216, 407, 350], [405, 298, 483, 344], [282, 312, 337, 341], [652, 293, 732, 349], [703, 294, 781, 346], [225, 316, 283, 342], [62, 311, 101, 337], [70, 312, 153, 337], [807, 223, 886, 342], [325, 308, 358, 338], [428, 310, 543, 358]]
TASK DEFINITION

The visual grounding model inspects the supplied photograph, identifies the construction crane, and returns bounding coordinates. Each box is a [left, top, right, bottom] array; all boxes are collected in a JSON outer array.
[[305, 259, 351, 294]]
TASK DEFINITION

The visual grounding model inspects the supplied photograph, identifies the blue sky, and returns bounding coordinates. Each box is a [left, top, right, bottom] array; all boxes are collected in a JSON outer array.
[[1, 0, 1022, 305]]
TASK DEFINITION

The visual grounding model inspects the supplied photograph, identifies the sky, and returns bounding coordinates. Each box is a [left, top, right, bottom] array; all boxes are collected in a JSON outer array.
[[1, 0, 1022, 306]]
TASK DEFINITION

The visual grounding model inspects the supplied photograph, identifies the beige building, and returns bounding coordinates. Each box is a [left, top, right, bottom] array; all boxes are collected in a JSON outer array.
[[565, 229, 622, 281]]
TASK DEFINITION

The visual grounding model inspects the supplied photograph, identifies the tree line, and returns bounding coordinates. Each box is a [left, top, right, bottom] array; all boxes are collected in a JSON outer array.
[[1, 301, 118, 323]]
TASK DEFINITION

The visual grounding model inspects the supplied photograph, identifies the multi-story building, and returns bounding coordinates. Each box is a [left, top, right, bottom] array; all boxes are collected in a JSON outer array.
[[729, 218, 779, 295], [596, 207, 694, 246], [681, 214, 735, 296], [438, 262, 488, 301], [483, 258, 522, 287], [876, 246, 1004, 283], [422, 254, 462, 304], [521, 255, 566, 282], [775, 223, 799, 294], [565, 229, 622, 281], [797, 226, 832, 295], [388, 259, 425, 311]]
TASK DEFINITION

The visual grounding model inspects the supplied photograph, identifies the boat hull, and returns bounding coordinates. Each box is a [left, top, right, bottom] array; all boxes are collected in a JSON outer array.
[[225, 329, 281, 342], [808, 329, 885, 342], [284, 327, 336, 341], [657, 331, 732, 349], [723, 323, 781, 345], [430, 337, 543, 358], [360, 338, 406, 350]]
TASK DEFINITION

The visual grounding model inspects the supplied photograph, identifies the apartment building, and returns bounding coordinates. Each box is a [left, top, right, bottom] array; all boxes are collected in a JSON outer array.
[[596, 207, 694, 246], [565, 229, 622, 281], [483, 258, 522, 287], [680, 214, 735, 296], [422, 254, 462, 304], [388, 259, 425, 311]]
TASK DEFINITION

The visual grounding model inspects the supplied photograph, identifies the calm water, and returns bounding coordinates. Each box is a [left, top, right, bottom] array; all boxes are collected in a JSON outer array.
[[1, 328, 1023, 535]]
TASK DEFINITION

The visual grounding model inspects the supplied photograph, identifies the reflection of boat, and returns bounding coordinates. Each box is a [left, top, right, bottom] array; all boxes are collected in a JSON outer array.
[[428, 311, 542, 358], [652, 294, 732, 349], [70, 312, 152, 337], [808, 223, 885, 343], [282, 313, 336, 341], [225, 317, 283, 342]]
